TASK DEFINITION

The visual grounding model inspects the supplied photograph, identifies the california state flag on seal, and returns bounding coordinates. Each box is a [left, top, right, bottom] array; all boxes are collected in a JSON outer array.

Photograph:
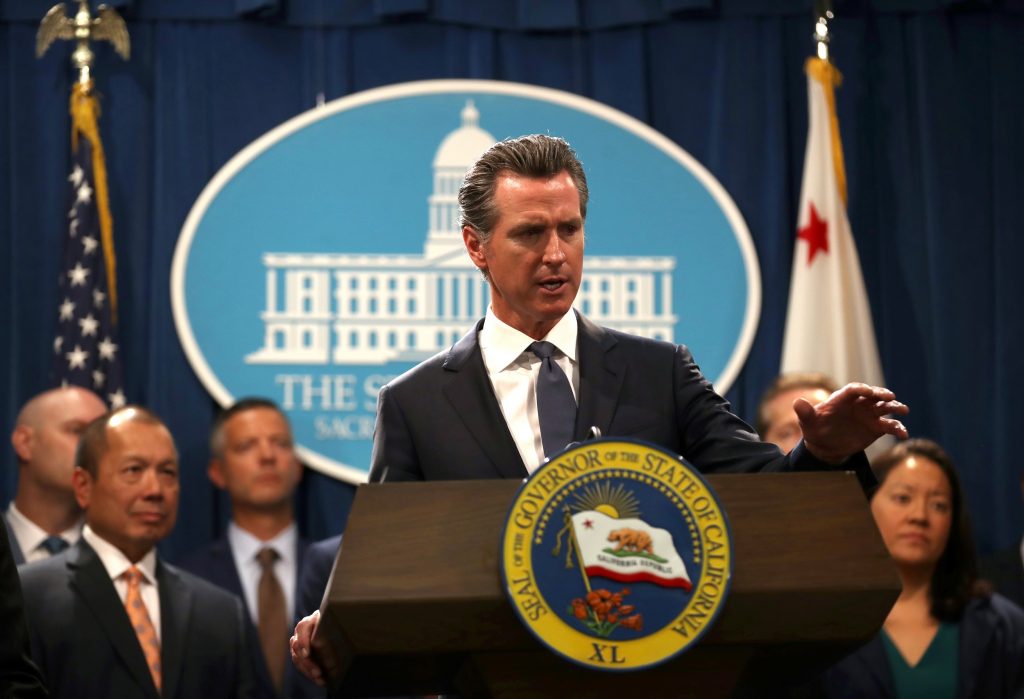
[[571, 511, 691, 591]]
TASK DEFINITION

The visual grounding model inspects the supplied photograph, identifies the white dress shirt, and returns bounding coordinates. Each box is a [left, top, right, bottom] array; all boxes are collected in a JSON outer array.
[[478, 307, 579, 473], [81, 525, 162, 641], [227, 521, 298, 625], [5, 502, 82, 563]]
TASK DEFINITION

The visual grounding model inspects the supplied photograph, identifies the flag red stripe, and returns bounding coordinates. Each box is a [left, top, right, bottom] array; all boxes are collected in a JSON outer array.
[[585, 566, 692, 591]]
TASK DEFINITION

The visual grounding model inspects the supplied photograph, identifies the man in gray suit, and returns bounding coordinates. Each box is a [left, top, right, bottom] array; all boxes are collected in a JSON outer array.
[[6, 387, 106, 564], [19, 406, 254, 699]]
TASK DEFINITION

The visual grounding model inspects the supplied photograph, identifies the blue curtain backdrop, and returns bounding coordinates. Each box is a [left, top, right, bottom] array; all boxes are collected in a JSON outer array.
[[1, 0, 1021, 562]]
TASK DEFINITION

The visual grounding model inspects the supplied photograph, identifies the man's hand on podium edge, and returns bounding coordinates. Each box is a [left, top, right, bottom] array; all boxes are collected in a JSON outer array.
[[797, 382, 909, 464], [290, 610, 325, 687]]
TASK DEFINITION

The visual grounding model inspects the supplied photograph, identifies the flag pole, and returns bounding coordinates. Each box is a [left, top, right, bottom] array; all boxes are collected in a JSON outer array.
[[806, 2, 848, 208], [813, 0, 833, 62], [569, 516, 593, 594], [38, 1, 130, 407], [38, 1, 130, 323], [552, 507, 593, 593], [782, 0, 886, 403]]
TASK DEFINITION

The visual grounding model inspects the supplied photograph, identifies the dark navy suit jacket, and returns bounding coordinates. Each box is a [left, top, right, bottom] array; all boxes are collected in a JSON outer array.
[[287, 535, 343, 699], [296, 535, 342, 620], [369, 313, 872, 484], [0, 516, 47, 698], [822, 594, 1024, 698], [19, 540, 255, 699], [178, 534, 311, 699]]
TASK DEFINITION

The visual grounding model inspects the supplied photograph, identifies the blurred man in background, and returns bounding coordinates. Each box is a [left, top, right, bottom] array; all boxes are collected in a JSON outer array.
[[180, 398, 307, 699], [6, 387, 106, 564], [756, 372, 838, 455]]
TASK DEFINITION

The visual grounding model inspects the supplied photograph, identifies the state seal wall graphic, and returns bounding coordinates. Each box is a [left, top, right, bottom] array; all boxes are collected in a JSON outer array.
[[501, 439, 732, 671], [172, 80, 760, 484]]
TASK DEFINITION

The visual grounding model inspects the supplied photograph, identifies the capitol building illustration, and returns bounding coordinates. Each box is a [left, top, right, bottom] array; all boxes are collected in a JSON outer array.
[[247, 102, 677, 365]]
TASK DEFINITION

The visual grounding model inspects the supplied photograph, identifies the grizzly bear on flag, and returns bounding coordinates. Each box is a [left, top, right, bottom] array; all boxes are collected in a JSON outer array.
[[607, 528, 653, 555]]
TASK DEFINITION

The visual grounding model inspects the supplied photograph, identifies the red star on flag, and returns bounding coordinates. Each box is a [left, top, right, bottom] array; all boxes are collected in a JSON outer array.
[[583, 519, 594, 529], [797, 202, 829, 265]]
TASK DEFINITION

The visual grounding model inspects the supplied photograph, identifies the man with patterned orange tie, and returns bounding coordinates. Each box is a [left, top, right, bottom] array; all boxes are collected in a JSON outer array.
[[18, 406, 255, 699]]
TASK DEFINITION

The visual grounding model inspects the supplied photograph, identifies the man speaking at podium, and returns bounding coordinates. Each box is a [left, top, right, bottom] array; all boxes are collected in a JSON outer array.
[[368, 133, 906, 483], [291, 133, 908, 682]]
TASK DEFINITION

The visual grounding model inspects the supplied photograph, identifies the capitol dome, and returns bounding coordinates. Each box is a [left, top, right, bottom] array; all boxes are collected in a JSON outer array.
[[433, 101, 496, 168]]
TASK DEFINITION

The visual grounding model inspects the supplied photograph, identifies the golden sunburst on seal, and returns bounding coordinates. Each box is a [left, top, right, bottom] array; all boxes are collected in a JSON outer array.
[[572, 482, 641, 520]]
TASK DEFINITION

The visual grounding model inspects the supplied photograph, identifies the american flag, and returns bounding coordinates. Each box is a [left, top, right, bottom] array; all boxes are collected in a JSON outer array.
[[51, 100, 126, 409]]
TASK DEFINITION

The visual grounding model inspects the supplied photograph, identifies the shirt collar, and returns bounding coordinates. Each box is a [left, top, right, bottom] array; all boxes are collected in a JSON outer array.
[[7, 502, 83, 553], [81, 524, 158, 585], [479, 307, 578, 373], [227, 520, 298, 566]]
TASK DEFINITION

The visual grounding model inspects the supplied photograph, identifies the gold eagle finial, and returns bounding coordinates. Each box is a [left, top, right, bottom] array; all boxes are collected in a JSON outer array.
[[37, 1, 130, 87]]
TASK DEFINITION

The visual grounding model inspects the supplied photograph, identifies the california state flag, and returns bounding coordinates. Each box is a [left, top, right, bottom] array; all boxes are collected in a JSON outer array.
[[571, 510, 691, 591], [781, 58, 884, 389]]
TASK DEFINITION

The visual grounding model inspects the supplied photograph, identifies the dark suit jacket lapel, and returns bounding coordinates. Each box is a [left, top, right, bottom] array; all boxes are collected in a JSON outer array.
[[294, 538, 309, 609], [203, 538, 246, 598], [157, 561, 192, 699], [575, 313, 624, 439], [863, 635, 896, 697], [958, 599, 1000, 699], [3, 513, 26, 565], [442, 320, 528, 479], [68, 541, 159, 699]]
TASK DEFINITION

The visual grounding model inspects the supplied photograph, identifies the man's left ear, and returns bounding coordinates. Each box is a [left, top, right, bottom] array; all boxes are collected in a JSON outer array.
[[72, 467, 92, 510], [207, 458, 228, 490], [462, 226, 488, 272], [10, 425, 33, 462]]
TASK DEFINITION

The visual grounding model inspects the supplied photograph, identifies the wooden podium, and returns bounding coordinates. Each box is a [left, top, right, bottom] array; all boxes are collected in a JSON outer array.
[[314, 472, 898, 698]]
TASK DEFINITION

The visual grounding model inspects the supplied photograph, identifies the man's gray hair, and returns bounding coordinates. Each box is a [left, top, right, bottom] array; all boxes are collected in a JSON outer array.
[[458, 134, 589, 243]]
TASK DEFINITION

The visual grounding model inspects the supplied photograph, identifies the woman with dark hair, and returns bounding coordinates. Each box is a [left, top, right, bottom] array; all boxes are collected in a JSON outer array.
[[824, 438, 1024, 698]]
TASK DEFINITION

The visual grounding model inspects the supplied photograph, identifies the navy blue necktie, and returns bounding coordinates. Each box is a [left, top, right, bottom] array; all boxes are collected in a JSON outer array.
[[529, 341, 577, 459], [40, 536, 69, 555]]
